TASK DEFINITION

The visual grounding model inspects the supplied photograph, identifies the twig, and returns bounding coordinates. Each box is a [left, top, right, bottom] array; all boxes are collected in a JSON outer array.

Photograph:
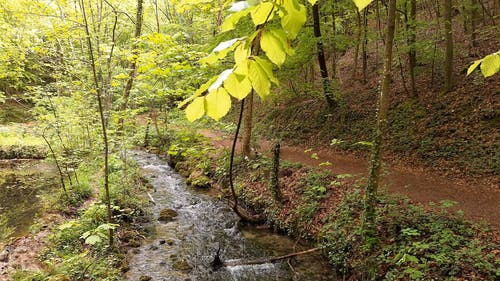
[[224, 247, 321, 267], [147, 192, 156, 205]]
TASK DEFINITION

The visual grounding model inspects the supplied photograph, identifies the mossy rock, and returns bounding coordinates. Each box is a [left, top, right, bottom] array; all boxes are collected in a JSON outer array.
[[139, 276, 152, 281], [186, 170, 211, 189], [174, 161, 191, 177], [172, 258, 192, 271], [158, 208, 178, 222]]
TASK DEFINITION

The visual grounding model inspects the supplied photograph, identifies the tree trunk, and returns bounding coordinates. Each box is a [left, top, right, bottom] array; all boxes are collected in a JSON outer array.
[[443, 0, 453, 92], [407, 0, 417, 97], [313, 3, 337, 109], [241, 91, 253, 158], [153, 0, 160, 33], [331, 0, 337, 79], [353, 10, 362, 78], [121, 0, 144, 117], [364, 0, 397, 240], [362, 7, 369, 83], [270, 141, 281, 203], [470, 0, 478, 47], [80, 0, 113, 247]]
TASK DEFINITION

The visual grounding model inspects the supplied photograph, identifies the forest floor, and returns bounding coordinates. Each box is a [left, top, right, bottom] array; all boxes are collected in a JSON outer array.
[[199, 129, 500, 231]]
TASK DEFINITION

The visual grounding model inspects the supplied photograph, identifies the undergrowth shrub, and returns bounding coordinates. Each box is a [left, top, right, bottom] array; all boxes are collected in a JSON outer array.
[[321, 192, 498, 280]]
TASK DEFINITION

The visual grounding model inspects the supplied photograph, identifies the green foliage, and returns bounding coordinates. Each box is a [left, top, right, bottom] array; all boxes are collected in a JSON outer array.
[[320, 192, 498, 280], [467, 51, 500, 78], [183, 0, 311, 122]]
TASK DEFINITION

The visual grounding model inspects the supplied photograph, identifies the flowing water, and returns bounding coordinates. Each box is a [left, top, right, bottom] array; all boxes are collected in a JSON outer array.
[[126, 151, 338, 281]]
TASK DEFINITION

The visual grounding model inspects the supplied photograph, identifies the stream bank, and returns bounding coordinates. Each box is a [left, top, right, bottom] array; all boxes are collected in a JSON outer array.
[[152, 127, 498, 280], [126, 150, 337, 281]]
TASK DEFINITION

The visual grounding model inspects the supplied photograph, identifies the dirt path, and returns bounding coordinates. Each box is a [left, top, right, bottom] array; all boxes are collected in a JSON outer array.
[[201, 130, 500, 231]]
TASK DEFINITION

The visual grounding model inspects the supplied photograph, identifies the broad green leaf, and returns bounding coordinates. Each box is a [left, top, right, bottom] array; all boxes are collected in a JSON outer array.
[[234, 43, 250, 64], [466, 59, 481, 76], [224, 73, 252, 100], [221, 9, 252, 32], [205, 88, 231, 120], [248, 60, 271, 98], [185, 97, 206, 122], [308, 0, 318, 5], [352, 0, 374, 11], [234, 59, 249, 75], [97, 223, 118, 231], [254, 57, 279, 85], [178, 76, 218, 108], [281, 0, 307, 39], [261, 29, 287, 66], [270, 28, 294, 56], [480, 53, 500, 78], [84, 234, 102, 245], [251, 2, 275, 25]]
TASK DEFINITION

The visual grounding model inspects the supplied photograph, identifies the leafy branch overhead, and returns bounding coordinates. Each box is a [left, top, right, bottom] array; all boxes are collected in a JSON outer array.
[[181, 0, 374, 122], [467, 51, 500, 78]]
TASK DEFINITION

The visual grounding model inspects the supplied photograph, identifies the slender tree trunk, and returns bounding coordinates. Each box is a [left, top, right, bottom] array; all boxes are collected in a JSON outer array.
[[270, 141, 281, 203], [331, 0, 337, 79], [364, 0, 397, 239], [470, 0, 478, 47], [313, 3, 336, 108], [153, 0, 160, 33], [241, 91, 253, 158], [362, 7, 369, 83], [353, 10, 362, 78], [121, 0, 144, 121], [443, 0, 453, 92], [407, 0, 417, 96], [80, 0, 113, 247]]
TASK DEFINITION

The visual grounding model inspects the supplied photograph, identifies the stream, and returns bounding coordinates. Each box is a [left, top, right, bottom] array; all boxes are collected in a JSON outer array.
[[126, 151, 338, 281]]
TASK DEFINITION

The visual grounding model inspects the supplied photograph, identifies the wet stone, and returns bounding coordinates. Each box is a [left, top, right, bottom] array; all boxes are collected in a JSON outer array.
[[172, 259, 192, 272], [158, 208, 178, 222]]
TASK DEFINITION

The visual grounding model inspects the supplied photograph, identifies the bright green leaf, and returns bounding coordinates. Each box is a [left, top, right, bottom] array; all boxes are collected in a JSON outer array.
[[84, 234, 102, 245], [308, 0, 318, 5], [261, 29, 287, 66], [224, 73, 252, 100], [251, 2, 275, 25], [352, 0, 374, 11], [281, 0, 307, 39], [234, 59, 249, 75], [221, 9, 252, 32], [254, 57, 278, 85], [178, 76, 218, 109], [270, 28, 294, 56], [185, 97, 206, 122], [480, 53, 500, 78], [467, 59, 481, 76], [205, 88, 231, 120], [234, 43, 250, 64], [248, 60, 271, 98]]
